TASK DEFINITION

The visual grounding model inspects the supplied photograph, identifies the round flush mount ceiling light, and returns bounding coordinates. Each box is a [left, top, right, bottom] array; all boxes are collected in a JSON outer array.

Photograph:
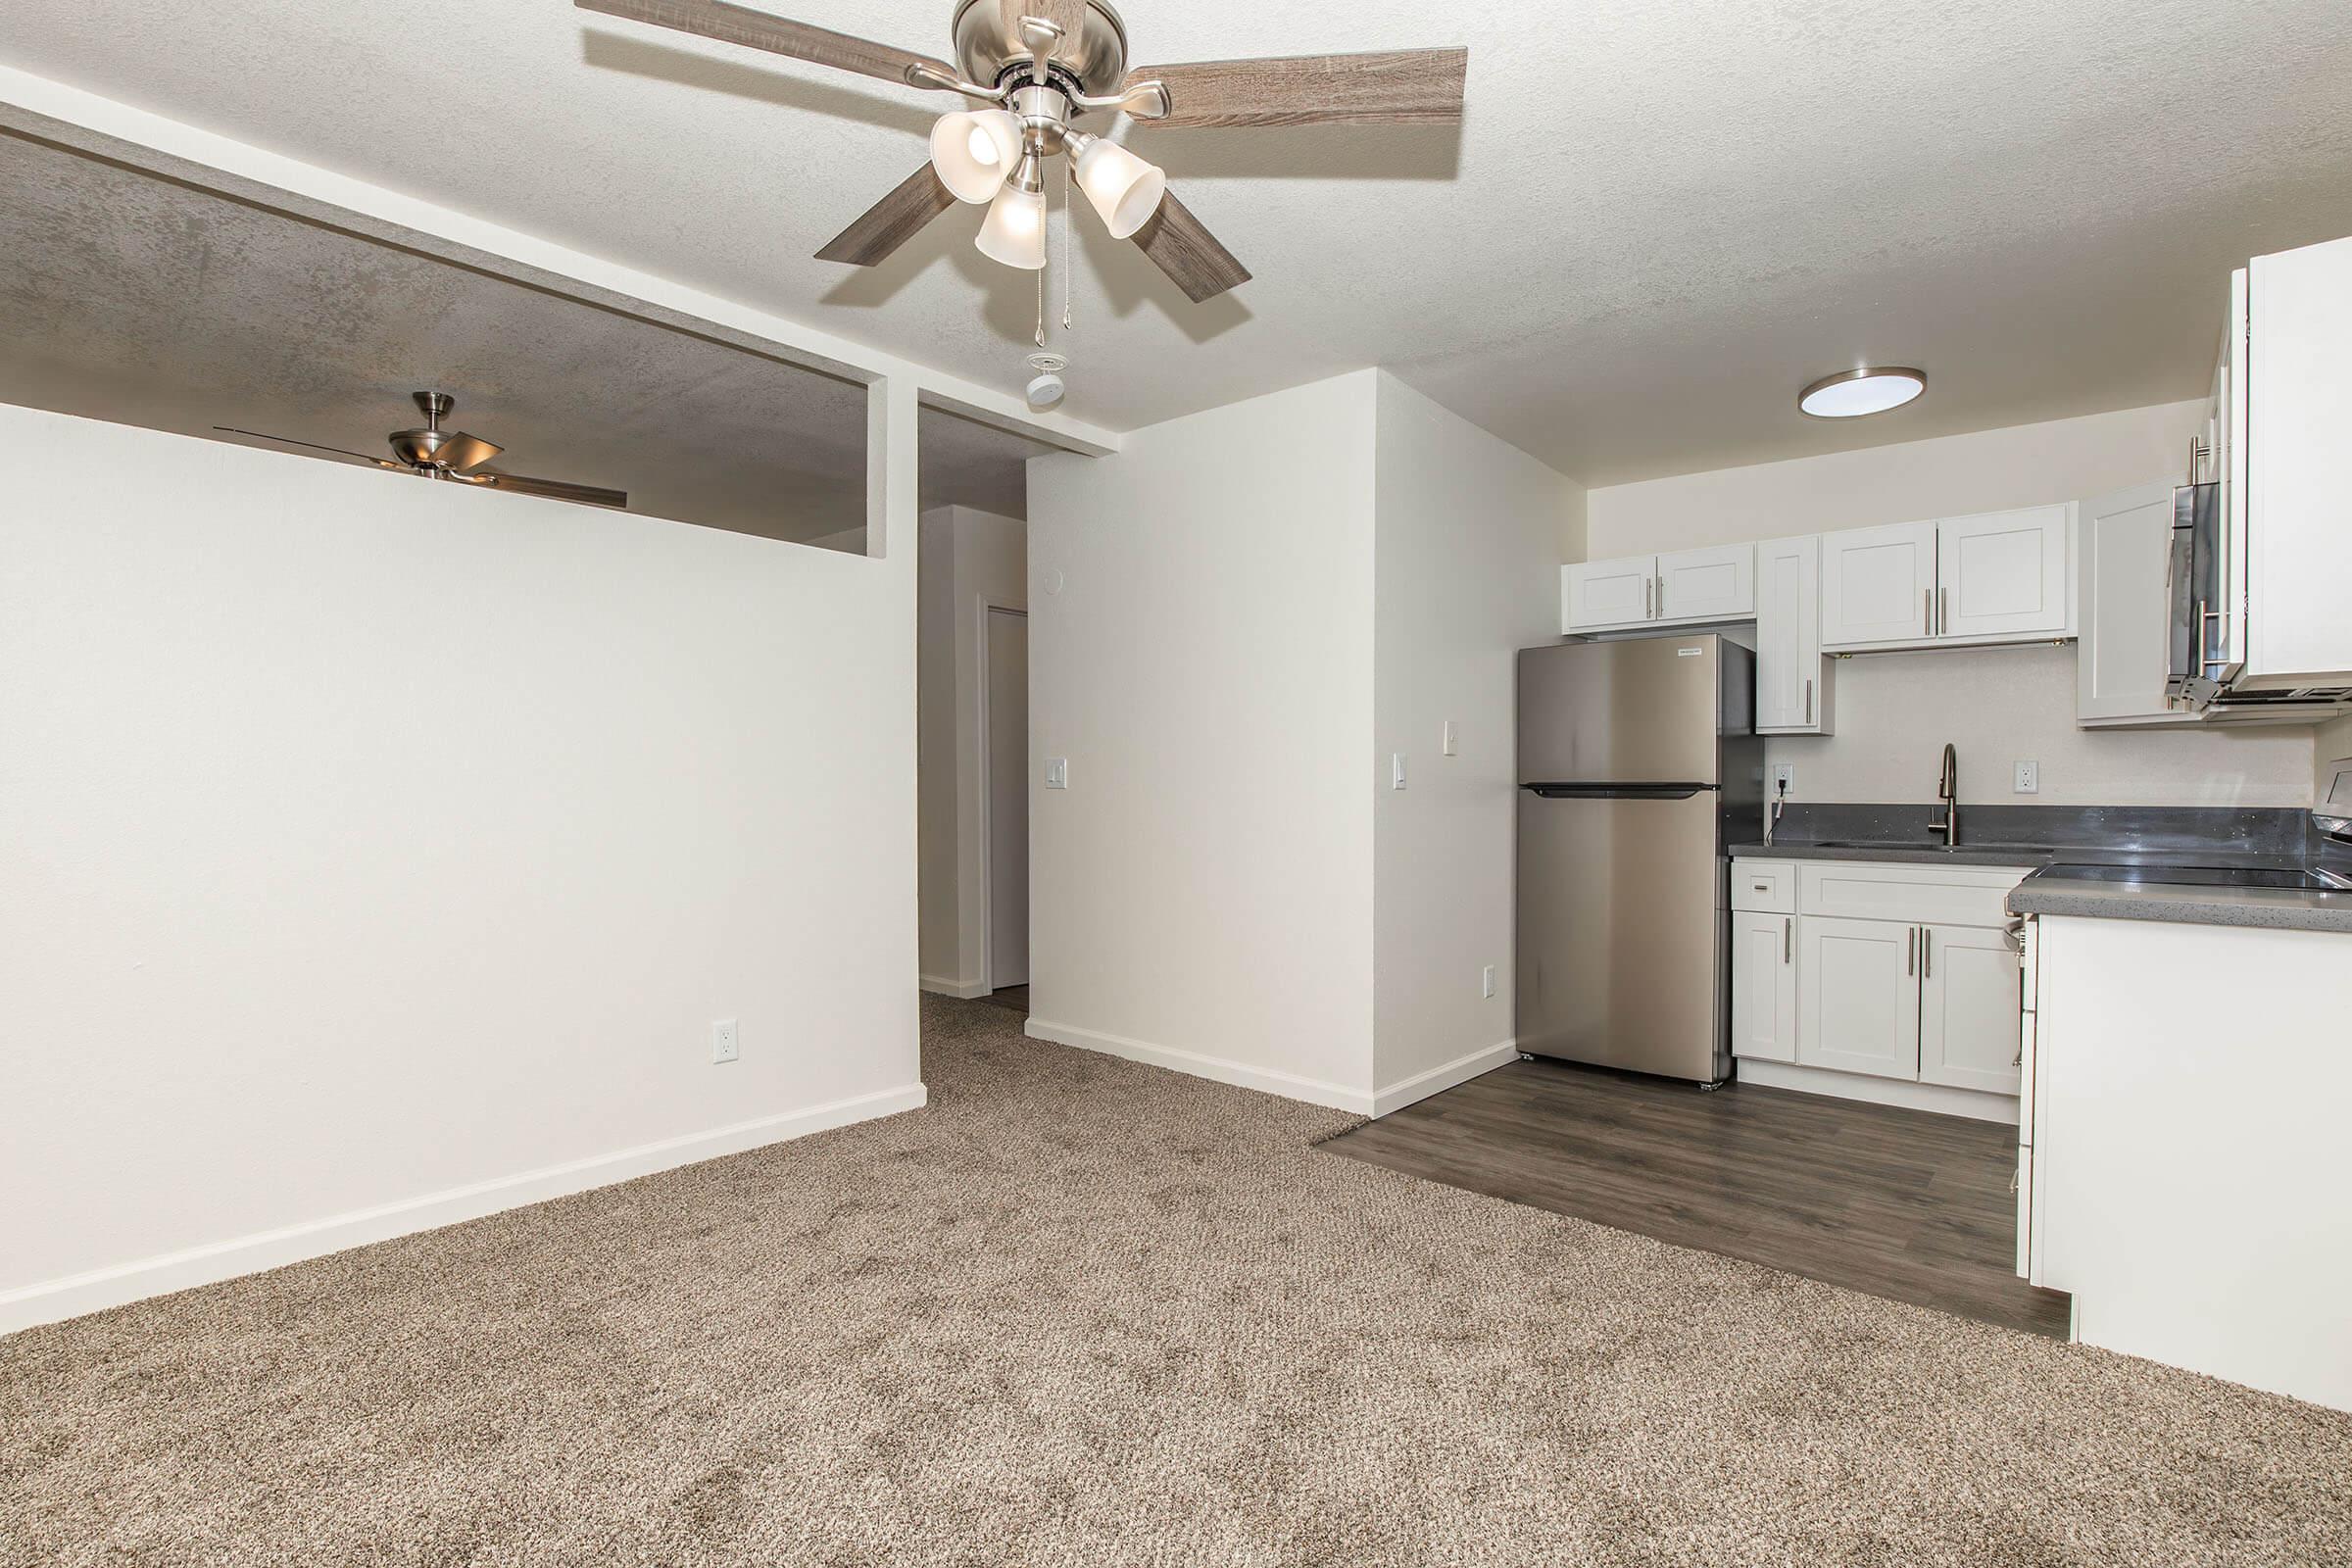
[[1799, 367, 1927, 418]]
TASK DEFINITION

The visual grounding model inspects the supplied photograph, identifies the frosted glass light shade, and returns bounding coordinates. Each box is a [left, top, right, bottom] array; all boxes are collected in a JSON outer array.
[[976, 180, 1047, 270], [1798, 368, 1926, 418], [1072, 136, 1166, 238], [929, 110, 1023, 203]]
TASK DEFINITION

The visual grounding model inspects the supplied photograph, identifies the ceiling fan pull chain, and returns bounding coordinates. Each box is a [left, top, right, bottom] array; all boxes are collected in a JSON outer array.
[[1060, 155, 1073, 332], [1034, 256, 1046, 349]]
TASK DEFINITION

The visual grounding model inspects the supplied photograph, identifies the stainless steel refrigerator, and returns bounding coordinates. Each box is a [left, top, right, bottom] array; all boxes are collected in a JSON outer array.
[[1515, 634, 1760, 1085]]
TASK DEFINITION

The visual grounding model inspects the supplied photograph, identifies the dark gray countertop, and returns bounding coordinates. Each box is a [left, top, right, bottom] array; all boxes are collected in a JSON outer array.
[[2004, 874, 2352, 934], [1728, 841, 2352, 934], [1728, 841, 2047, 868]]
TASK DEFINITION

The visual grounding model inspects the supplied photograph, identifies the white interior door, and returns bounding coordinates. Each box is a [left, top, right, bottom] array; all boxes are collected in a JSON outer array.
[[1918, 924, 2023, 1094], [1820, 520, 1938, 647], [1796, 915, 1920, 1080], [1939, 505, 2071, 640], [986, 608, 1028, 990]]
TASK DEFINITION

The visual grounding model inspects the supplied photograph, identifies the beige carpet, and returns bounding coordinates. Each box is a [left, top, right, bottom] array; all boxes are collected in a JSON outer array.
[[6, 997, 2349, 1566]]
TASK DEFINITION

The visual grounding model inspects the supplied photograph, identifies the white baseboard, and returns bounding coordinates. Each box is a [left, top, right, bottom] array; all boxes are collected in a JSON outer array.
[[1025, 1017, 1374, 1114], [919, 974, 992, 1000], [1370, 1039, 1519, 1119], [0, 1082, 929, 1337], [1736, 1058, 2018, 1124]]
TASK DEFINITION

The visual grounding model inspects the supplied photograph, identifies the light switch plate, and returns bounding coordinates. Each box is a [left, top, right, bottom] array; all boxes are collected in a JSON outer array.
[[1046, 758, 1067, 790], [1442, 720, 1458, 757], [1392, 754, 1407, 790], [1481, 964, 1496, 999], [2014, 760, 2039, 795]]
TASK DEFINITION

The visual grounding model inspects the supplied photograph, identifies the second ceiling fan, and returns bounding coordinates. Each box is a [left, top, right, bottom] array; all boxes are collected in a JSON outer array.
[[578, 0, 1467, 303]]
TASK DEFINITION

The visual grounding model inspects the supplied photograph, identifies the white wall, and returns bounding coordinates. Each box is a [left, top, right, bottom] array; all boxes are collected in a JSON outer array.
[[915, 505, 1026, 996], [1027, 373, 1382, 1106], [1586, 401, 2208, 555], [1371, 376, 1584, 1100], [1586, 400, 2320, 808], [0, 404, 923, 1329]]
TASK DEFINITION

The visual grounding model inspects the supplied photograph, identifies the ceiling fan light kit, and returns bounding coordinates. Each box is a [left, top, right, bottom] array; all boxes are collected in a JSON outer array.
[[215, 391, 629, 509], [578, 0, 1468, 315], [929, 107, 1025, 202]]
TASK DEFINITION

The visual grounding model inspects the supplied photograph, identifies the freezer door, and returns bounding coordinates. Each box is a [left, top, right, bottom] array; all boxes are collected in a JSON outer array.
[[1516, 787, 1727, 1082], [1518, 637, 1725, 786]]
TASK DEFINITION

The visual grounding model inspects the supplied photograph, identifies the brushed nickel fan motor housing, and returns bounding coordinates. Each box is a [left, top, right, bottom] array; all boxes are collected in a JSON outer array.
[[951, 0, 1129, 98]]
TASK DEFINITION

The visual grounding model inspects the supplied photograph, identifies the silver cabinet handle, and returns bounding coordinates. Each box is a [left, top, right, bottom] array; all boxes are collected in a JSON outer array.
[[1643, 577, 1652, 619], [1655, 572, 1666, 618], [1923, 925, 1934, 980], [1924, 589, 1934, 636], [1940, 586, 1950, 635], [1803, 677, 1814, 725], [1907, 926, 1916, 976], [1784, 915, 1792, 964]]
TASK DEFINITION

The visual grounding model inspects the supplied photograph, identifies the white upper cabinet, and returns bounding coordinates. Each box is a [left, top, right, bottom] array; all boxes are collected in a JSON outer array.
[[1918, 924, 2025, 1096], [1820, 509, 2074, 651], [1754, 534, 1832, 734], [2245, 232, 2352, 688], [2077, 481, 2197, 727], [1561, 557, 1655, 631], [1820, 520, 1938, 647], [1656, 544, 1755, 623], [1561, 545, 1756, 634], [1939, 505, 2072, 640]]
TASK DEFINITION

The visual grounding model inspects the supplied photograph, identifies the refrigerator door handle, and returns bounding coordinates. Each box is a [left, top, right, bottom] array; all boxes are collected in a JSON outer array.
[[1521, 783, 1710, 800]]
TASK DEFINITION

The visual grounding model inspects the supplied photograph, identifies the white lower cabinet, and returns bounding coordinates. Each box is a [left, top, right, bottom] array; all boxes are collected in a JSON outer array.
[[1795, 916, 1921, 1078], [1734, 857, 2030, 1104], [1731, 909, 1797, 1062], [1919, 924, 2025, 1094]]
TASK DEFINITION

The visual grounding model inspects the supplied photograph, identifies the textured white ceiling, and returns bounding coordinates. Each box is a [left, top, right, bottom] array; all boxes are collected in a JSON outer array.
[[6, 0, 2352, 485], [0, 131, 1041, 538]]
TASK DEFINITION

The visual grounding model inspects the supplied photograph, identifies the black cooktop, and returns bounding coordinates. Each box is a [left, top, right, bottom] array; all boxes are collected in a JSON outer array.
[[2034, 862, 2351, 893]]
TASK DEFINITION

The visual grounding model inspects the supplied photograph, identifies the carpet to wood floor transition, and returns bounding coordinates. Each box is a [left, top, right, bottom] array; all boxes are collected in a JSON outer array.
[[5, 995, 2348, 1566]]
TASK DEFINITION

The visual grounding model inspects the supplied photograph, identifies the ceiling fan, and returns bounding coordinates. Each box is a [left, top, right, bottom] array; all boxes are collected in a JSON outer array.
[[216, 392, 630, 509], [577, 0, 1468, 303]]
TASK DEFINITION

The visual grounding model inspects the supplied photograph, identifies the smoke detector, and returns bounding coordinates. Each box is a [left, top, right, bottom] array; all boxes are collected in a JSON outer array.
[[1026, 352, 1068, 409]]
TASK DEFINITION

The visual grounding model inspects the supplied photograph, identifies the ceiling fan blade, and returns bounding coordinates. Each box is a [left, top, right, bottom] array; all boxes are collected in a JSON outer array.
[[815, 164, 958, 267], [574, 0, 956, 90], [435, 432, 505, 474], [214, 426, 401, 467], [480, 470, 630, 510], [1130, 189, 1250, 304], [1125, 47, 1468, 128]]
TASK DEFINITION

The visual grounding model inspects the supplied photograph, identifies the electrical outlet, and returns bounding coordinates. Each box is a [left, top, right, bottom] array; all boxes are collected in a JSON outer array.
[[711, 1018, 739, 1064], [1773, 763, 1794, 795], [2014, 760, 2040, 795], [1442, 720, 1459, 757], [1482, 964, 1496, 1000], [1046, 758, 1067, 790]]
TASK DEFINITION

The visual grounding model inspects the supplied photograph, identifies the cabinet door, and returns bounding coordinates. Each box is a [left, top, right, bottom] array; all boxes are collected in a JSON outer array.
[[1796, 915, 1920, 1080], [1732, 909, 1797, 1063], [2247, 235, 2352, 684], [1754, 534, 1828, 733], [1938, 505, 2071, 640], [1656, 544, 1755, 623], [1820, 521, 1938, 647], [1918, 924, 2024, 1095], [2077, 483, 2196, 725], [1562, 555, 1657, 632]]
